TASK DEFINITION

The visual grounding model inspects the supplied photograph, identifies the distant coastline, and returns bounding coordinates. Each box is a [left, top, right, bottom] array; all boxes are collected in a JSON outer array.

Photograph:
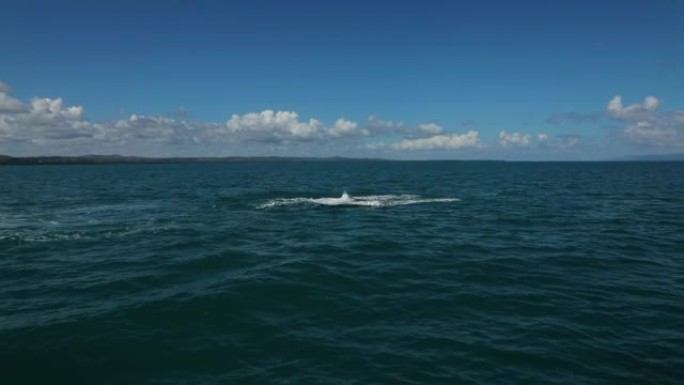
[[0, 154, 403, 165], [2, 154, 683, 165], [611, 154, 684, 162], [1, 155, 504, 165]]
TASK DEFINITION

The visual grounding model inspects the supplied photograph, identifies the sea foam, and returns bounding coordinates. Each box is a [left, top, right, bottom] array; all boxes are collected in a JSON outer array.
[[257, 192, 459, 209]]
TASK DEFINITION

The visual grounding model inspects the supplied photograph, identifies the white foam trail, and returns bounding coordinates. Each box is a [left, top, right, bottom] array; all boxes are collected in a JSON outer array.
[[257, 192, 459, 209]]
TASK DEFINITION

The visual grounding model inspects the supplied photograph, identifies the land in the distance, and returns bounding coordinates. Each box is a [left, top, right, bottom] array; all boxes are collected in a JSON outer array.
[[0, 154, 407, 165], [2, 153, 682, 165]]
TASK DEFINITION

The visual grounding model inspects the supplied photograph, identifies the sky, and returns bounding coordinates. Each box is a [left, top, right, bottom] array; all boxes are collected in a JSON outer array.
[[1, 0, 683, 160]]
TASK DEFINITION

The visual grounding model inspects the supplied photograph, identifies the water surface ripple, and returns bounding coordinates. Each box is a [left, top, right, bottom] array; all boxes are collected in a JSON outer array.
[[1, 162, 683, 384]]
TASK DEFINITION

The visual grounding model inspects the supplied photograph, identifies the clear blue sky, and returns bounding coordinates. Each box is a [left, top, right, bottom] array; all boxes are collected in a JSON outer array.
[[1, 0, 682, 159]]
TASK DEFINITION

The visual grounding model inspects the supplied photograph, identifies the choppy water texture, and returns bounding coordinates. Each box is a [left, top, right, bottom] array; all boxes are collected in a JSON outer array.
[[1, 161, 683, 384]]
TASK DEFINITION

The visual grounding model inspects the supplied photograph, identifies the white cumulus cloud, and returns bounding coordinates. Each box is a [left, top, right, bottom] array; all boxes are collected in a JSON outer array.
[[13, 77, 668, 158], [214, 110, 365, 142], [391, 131, 479, 150], [498, 131, 532, 147], [328, 118, 368, 137], [498, 131, 579, 150], [622, 120, 681, 147], [366, 115, 405, 134], [607, 95, 659, 119], [224, 110, 324, 141], [418, 122, 444, 135], [110, 114, 201, 143], [606, 95, 684, 147], [0, 81, 26, 113], [366, 116, 447, 138], [0, 94, 92, 142]]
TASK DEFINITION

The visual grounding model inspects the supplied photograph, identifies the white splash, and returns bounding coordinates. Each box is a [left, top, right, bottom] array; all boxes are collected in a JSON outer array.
[[257, 192, 459, 209]]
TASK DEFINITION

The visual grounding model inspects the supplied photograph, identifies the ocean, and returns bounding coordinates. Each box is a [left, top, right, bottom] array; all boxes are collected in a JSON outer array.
[[1, 161, 682, 384]]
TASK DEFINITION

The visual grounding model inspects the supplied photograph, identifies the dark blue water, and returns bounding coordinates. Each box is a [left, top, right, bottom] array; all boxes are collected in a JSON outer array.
[[1, 161, 683, 384]]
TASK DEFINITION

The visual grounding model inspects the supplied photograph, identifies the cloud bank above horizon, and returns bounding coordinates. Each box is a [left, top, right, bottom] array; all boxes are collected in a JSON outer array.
[[0, 78, 682, 159]]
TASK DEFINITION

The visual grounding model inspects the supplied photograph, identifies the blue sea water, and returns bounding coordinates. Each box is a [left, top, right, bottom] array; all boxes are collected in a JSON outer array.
[[1, 161, 682, 384]]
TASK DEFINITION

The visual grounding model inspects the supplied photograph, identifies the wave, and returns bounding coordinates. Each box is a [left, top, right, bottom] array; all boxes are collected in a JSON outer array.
[[257, 192, 459, 209]]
